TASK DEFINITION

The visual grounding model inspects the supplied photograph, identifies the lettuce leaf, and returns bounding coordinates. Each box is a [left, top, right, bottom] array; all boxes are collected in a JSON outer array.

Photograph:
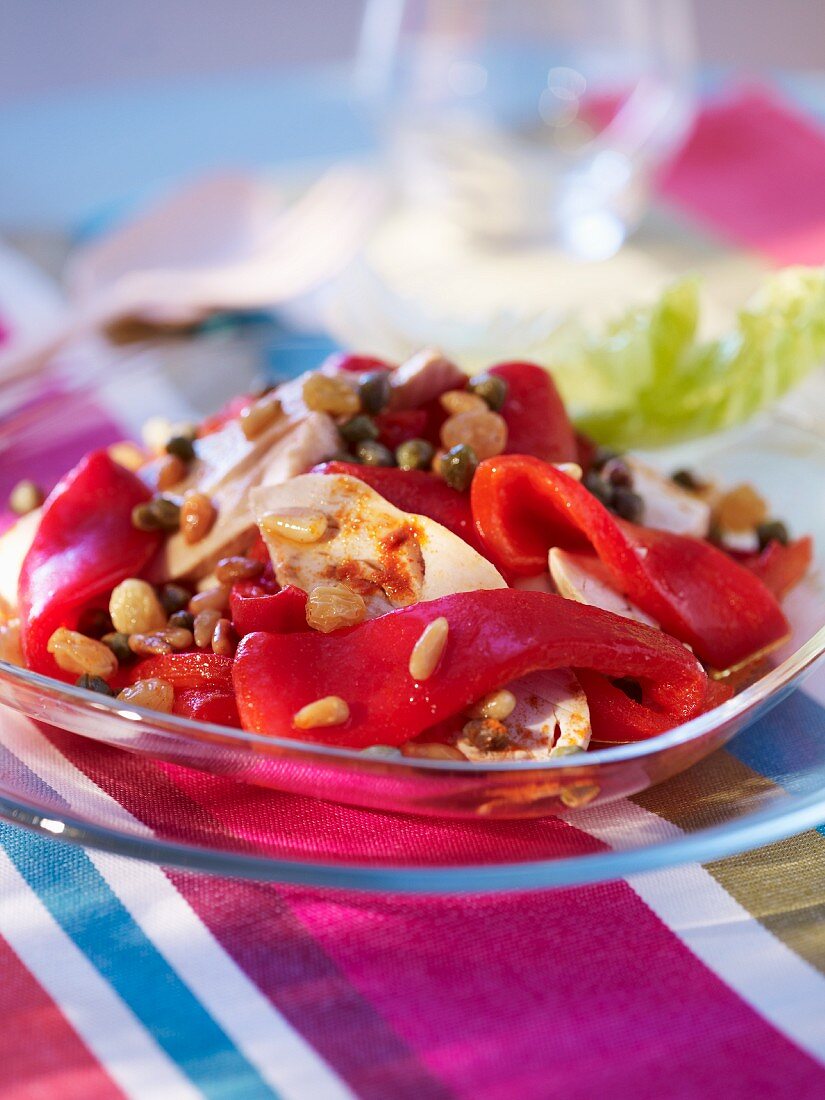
[[546, 266, 825, 448]]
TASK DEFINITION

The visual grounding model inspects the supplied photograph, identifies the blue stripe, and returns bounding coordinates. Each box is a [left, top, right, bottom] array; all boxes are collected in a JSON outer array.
[[727, 689, 825, 838], [0, 823, 276, 1099]]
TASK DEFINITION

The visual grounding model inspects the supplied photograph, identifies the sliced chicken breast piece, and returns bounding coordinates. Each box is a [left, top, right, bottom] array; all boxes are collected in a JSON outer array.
[[605, 456, 711, 538], [148, 410, 338, 582], [457, 669, 592, 762], [250, 472, 506, 617], [388, 349, 466, 411], [549, 547, 659, 628]]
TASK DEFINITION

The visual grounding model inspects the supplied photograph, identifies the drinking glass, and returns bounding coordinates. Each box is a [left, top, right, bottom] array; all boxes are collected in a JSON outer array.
[[357, 0, 695, 259]]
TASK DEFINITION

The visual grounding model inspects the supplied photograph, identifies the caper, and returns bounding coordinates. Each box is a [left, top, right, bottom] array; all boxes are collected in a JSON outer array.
[[75, 674, 115, 696], [358, 371, 392, 415], [611, 487, 644, 523], [606, 460, 633, 488], [468, 372, 508, 411], [77, 606, 114, 639], [160, 583, 192, 615], [757, 520, 790, 551], [151, 496, 182, 532], [101, 632, 134, 664], [591, 445, 619, 471], [168, 609, 195, 632], [327, 449, 361, 465], [583, 471, 611, 506], [339, 414, 380, 445], [440, 444, 478, 492], [354, 440, 395, 467], [166, 435, 196, 463], [131, 502, 160, 531], [671, 468, 702, 491], [396, 438, 435, 471]]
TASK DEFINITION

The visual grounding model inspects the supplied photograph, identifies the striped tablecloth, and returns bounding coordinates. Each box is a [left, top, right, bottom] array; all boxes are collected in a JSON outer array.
[[0, 88, 824, 1099]]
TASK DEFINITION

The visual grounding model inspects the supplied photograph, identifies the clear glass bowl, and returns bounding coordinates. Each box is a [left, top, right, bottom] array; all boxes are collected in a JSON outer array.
[[1, 340, 823, 841]]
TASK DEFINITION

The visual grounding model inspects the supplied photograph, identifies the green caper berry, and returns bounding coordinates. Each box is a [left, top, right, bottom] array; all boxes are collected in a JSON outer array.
[[354, 440, 395, 467], [160, 583, 191, 615], [468, 373, 508, 411], [76, 606, 113, 639], [671, 468, 702, 491], [440, 444, 478, 492], [75, 674, 115, 697], [132, 502, 161, 531], [151, 496, 182, 532], [757, 520, 790, 551], [166, 435, 196, 463], [168, 609, 195, 631], [396, 438, 435, 471], [101, 632, 134, 664], [610, 487, 644, 523], [583, 471, 611, 506], [358, 371, 392, 415], [591, 446, 619, 471], [339, 414, 380, 445]]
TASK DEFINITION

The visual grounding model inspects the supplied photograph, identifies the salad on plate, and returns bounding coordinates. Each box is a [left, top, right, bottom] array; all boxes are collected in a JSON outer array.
[[0, 349, 813, 764]]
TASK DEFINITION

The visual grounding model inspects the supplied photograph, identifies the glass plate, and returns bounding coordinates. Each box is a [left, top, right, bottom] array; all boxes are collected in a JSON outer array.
[[0, 334, 824, 890]]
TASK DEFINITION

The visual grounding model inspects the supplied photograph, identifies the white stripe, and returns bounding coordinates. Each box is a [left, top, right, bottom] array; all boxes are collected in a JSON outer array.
[[4, 713, 355, 1100], [0, 846, 200, 1100], [565, 799, 825, 1064]]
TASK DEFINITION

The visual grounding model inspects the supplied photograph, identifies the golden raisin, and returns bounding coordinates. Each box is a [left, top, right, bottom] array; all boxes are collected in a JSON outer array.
[[47, 628, 118, 679], [302, 372, 360, 417], [109, 579, 167, 635], [117, 677, 174, 714], [440, 410, 507, 461], [305, 583, 367, 633], [180, 492, 217, 545]]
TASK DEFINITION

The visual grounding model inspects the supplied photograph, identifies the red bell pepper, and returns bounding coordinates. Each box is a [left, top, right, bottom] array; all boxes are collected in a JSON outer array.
[[740, 536, 813, 600], [314, 461, 487, 555], [489, 362, 578, 464], [174, 688, 241, 728], [322, 352, 396, 374], [230, 584, 308, 636], [124, 652, 235, 691], [18, 450, 162, 680], [374, 409, 428, 450], [471, 455, 789, 671], [233, 589, 709, 748]]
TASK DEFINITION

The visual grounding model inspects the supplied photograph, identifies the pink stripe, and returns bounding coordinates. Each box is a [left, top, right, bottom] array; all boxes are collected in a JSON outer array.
[[661, 88, 825, 265], [283, 883, 825, 1100], [0, 932, 124, 1100]]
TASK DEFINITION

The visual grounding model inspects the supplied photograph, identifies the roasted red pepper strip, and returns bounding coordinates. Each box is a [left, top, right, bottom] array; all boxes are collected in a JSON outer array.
[[174, 688, 241, 728], [313, 461, 486, 555], [577, 671, 733, 744], [471, 455, 789, 671], [18, 450, 161, 680], [233, 589, 708, 748], [125, 652, 234, 691], [374, 409, 428, 450], [739, 536, 813, 600], [490, 362, 577, 463], [230, 584, 308, 636]]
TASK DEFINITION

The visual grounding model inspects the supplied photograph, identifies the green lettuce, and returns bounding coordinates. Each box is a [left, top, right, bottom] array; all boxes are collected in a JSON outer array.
[[544, 266, 825, 448]]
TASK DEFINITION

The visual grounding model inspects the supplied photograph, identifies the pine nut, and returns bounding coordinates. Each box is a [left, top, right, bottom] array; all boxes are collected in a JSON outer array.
[[47, 628, 118, 678], [9, 479, 44, 516], [180, 492, 217, 545], [240, 392, 282, 440], [108, 441, 146, 471], [439, 390, 488, 415], [117, 677, 174, 713], [467, 689, 517, 721], [193, 608, 222, 649], [555, 462, 583, 481], [0, 619, 23, 666], [189, 586, 230, 615], [211, 618, 238, 657], [215, 556, 264, 584], [400, 742, 465, 760], [261, 508, 328, 544], [110, 579, 167, 635], [156, 454, 187, 491], [293, 695, 350, 730], [408, 616, 448, 681], [164, 627, 195, 651]]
